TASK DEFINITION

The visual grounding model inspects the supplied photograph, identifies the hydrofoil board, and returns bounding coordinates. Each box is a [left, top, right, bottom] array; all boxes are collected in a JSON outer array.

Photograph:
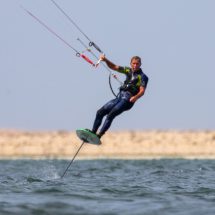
[[76, 129, 101, 145]]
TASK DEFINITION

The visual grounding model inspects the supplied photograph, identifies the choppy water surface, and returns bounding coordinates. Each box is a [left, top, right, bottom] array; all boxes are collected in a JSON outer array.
[[1, 159, 215, 215]]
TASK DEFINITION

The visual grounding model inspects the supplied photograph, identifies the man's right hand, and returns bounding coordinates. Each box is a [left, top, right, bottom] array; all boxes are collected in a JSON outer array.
[[100, 55, 119, 71], [100, 54, 106, 61]]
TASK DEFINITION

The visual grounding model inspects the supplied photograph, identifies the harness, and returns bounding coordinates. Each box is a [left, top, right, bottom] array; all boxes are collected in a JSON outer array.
[[120, 69, 143, 96]]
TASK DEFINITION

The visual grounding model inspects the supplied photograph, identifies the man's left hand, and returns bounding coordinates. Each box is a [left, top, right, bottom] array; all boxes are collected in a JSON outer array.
[[130, 96, 138, 103]]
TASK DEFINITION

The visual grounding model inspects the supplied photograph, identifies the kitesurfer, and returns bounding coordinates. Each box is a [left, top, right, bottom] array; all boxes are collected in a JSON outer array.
[[90, 54, 148, 139]]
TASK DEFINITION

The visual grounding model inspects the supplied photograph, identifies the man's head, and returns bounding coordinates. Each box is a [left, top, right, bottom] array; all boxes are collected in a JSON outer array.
[[130, 56, 142, 72]]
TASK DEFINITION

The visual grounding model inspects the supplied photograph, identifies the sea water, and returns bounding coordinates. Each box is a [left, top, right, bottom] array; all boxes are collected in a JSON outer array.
[[0, 159, 215, 215]]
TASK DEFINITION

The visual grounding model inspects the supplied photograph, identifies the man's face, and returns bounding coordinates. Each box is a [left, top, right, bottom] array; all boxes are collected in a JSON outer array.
[[130, 59, 141, 72]]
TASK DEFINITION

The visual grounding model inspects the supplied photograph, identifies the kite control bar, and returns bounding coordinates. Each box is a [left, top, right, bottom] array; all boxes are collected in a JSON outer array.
[[21, 5, 97, 67], [22, 1, 123, 97], [50, 0, 104, 55]]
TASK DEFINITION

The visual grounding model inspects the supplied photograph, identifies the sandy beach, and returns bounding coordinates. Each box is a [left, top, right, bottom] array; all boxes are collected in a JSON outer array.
[[0, 130, 215, 159]]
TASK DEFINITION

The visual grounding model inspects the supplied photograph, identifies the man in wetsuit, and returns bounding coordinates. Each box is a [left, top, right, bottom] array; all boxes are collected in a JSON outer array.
[[90, 54, 149, 139]]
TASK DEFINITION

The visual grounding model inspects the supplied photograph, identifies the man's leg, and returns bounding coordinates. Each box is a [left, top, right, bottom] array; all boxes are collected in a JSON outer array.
[[92, 98, 119, 134], [98, 100, 133, 137]]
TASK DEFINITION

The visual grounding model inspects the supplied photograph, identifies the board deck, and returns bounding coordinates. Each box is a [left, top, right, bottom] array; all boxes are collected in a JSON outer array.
[[76, 129, 101, 145]]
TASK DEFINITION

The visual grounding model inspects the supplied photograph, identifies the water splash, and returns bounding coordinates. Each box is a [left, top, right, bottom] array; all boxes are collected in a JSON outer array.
[[40, 164, 61, 180]]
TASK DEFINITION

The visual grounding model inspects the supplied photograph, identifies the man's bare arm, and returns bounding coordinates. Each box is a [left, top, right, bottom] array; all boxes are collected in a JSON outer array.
[[130, 86, 145, 103], [100, 55, 120, 71]]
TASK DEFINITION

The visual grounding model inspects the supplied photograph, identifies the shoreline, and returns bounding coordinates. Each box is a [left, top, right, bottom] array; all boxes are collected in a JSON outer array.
[[2, 156, 215, 160], [0, 130, 215, 159]]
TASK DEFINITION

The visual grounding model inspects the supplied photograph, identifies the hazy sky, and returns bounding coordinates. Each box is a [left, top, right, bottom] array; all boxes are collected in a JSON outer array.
[[0, 0, 214, 131]]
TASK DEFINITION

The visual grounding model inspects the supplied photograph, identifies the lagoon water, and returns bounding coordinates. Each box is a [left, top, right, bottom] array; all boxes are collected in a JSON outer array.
[[1, 159, 215, 215]]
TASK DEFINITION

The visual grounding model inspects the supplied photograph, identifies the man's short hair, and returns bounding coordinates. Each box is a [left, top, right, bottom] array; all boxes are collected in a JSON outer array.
[[130, 56, 142, 64]]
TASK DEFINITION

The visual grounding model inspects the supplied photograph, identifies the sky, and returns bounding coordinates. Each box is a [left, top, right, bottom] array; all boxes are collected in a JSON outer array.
[[0, 0, 214, 131]]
